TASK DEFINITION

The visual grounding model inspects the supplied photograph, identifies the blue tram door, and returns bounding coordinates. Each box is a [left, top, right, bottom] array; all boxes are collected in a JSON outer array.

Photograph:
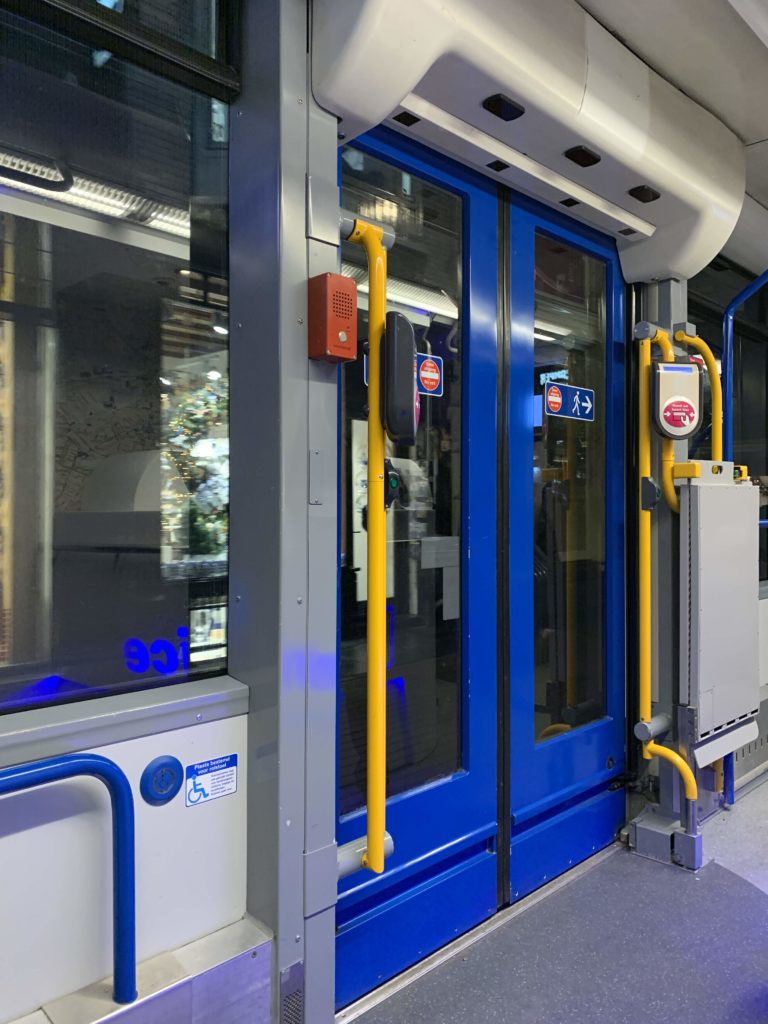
[[336, 131, 625, 1007]]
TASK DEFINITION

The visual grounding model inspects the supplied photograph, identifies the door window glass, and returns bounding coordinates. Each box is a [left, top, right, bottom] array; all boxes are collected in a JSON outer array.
[[339, 148, 463, 815], [0, 13, 229, 712], [533, 234, 606, 741]]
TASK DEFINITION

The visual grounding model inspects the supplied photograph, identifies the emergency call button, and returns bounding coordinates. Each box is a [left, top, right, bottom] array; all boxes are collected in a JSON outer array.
[[651, 362, 703, 440]]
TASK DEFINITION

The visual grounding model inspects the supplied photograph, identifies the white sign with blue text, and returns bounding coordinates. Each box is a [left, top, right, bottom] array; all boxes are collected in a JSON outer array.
[[185, 754, 238, 807]]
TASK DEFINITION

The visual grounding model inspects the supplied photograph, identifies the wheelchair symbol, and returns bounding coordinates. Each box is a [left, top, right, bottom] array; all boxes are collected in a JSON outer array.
[[187, 777, 210, 804]]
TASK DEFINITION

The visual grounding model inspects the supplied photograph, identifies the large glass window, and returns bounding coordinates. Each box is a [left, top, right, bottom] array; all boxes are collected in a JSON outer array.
[[0, 12, 229, 711], [689, 256, 768, 581], [533, 234, 607, 740], [339, 148, 463, 815]]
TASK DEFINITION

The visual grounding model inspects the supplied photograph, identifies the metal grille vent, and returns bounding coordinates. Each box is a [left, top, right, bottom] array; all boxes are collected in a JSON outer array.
[[332, 290, 353, 319], [281, 989, 304, 1024], [280, 962, 304, 1024]]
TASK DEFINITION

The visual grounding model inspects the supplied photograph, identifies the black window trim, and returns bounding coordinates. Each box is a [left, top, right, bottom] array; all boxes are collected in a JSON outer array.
[[0, 0, 241, 101]]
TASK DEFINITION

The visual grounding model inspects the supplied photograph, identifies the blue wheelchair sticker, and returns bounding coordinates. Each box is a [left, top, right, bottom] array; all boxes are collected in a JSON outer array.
[[185, 754, 238, 807]]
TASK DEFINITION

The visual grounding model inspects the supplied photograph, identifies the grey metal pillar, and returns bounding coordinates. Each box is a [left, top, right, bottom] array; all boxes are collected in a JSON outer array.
[[629, 280, 705, 868], [229, 1, 340, 1021]]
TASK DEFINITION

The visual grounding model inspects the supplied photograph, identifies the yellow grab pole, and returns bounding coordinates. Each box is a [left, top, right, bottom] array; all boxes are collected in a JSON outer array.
[[649, 329, 680, 514], [636, 327, 698, 798], [347, 219, 388, 874], [673, 331, 723, 462], [638, 335, 653, 753]]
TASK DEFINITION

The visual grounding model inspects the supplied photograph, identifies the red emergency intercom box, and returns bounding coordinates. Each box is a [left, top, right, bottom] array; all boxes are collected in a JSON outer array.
[[308, 272, 358, 362]]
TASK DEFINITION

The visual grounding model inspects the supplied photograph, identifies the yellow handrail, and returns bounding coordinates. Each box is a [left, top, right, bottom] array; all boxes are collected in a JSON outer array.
[[637, 326, 698, 800], [673, 331, 723, 462], [638, 335, 653, 754], [347, 219, 388, 874], [650, 329, 679, 514], [645, 741, 698, 801]]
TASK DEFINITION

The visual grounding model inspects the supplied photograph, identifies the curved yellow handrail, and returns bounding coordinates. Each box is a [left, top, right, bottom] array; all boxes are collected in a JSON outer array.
[[539, 723, 572, 741], [673, 330, 723, 462], [636, 326, 698, 799], [645, 741, 698, 801], [649, 329, 680, 514]]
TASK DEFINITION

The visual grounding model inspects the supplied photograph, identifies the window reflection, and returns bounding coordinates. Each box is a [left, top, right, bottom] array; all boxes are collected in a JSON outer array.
[[339, 149, 463, 814], [0, 13, 228, 711], [533, 234, 606, 741]]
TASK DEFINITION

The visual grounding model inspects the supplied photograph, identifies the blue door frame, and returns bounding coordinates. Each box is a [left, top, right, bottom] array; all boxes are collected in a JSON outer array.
[[507, 202, 626, 899], [335, 128, 500, 1009], [336, 128, 626, 1008]]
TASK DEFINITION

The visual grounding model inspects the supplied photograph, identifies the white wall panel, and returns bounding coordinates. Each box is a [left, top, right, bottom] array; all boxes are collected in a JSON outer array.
[[0, 715, 247, 1023]]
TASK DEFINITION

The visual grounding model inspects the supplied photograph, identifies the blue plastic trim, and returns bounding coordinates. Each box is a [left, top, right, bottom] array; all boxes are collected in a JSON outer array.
[[722, 268, 768, 461], [0, 753, 137, 1004], [723, 746, 736, 807]]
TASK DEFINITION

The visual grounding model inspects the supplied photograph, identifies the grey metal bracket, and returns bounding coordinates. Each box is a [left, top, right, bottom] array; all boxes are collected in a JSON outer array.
[[629, 803, 702, 870], [641, 476, 661, 511]]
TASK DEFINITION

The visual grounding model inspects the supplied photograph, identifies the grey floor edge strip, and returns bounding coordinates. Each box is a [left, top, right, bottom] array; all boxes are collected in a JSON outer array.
[[335, 844, 620, 1024]]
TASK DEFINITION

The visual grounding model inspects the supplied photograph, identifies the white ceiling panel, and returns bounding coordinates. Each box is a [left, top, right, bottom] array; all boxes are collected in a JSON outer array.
[[578, 0, 768, 146]]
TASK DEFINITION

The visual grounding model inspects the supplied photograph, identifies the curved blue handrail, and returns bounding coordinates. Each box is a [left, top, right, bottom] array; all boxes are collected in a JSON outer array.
[[722, 268, 768, 461], [0, 753, 137, 1003], [721, 271, 768, 803]]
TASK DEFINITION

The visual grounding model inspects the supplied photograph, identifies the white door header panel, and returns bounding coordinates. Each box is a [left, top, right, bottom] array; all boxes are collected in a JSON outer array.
[[312, 0, 745, 282]]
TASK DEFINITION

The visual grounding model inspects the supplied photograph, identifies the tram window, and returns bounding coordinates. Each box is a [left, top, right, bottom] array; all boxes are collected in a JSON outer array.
[[689, 257, 768, 581], [0, 12, 229, 712], [339, 148, 463, 815], [91, 0, 224, 61], [533, 234, 607, 741]]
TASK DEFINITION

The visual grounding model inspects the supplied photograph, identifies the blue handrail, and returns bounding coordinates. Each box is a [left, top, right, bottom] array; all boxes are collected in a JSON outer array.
[[721, 272, 768, 804], [0, 753, 137, 1004], [722, 268, 768, 461]]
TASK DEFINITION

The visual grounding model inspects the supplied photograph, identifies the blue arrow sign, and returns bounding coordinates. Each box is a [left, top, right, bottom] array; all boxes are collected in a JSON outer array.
[[544, 382, 595, 422]]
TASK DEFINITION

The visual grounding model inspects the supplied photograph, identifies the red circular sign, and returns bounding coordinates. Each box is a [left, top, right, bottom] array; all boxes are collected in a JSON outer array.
[[663, 398, 696, 429], [546, 385, 563, 414], [419, 358, 441, 393]]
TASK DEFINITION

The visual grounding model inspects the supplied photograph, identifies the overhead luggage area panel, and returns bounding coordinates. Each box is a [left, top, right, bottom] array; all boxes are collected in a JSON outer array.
[[312, 0, 746, 282]]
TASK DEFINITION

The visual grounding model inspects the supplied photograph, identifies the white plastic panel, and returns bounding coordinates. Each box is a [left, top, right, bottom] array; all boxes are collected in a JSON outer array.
[[680, 477, 760, 740], [313, 0, 746, 282], [0, 716, 247, 1023]]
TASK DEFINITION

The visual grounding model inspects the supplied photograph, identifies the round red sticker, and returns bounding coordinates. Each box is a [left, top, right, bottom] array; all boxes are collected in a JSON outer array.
[[546, 385, 563, 414], [663, 398, 696, 429], [419, 357, 441, 393]]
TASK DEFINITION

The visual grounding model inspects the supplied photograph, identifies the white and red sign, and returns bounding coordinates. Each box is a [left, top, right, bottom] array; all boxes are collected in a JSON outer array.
[[662, 397, 696, 430], [546, 385, 563, 414], [418, 357, 441, 394]]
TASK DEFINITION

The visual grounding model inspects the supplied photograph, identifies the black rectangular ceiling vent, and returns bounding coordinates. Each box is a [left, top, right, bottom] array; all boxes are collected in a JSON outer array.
[[393, 111, 420, 127], [564, 146, 601, 167], [619, 227, 637, 236], [482, 93, 525, 122], [628, 185, 660, 203], [560, 197, 580, 207], [487, 159, 510, 172]]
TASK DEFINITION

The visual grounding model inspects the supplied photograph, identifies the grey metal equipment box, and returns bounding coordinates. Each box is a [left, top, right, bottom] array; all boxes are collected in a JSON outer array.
[[679, 464, 760, 764]]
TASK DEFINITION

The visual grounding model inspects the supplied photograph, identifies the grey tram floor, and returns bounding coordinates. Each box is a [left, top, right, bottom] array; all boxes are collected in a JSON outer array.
[[350, 779, 768, 1024]]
